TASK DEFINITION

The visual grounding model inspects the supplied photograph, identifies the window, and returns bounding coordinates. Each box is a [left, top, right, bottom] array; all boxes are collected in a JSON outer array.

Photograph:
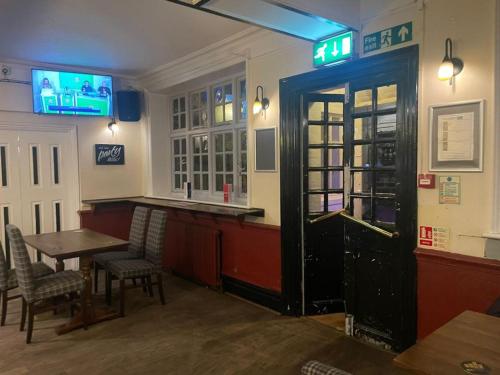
[[238, 130, 247, 195], [172, 96, 187, 131], [213, 82, 233, 125], [172, 138, 187, 190], [170, 75, 247, 203], [192, 135, 209, 191], [237, 78, 247, 121], [190, 89, 208, 129], [214, 132, 233, 192]]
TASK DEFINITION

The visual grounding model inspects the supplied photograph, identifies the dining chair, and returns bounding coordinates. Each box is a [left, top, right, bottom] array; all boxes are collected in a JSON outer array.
[[93, 206, 150, 293], [0, 240, 54, 327], [6, 224, 86, 343], [106, 209, 167, 317]]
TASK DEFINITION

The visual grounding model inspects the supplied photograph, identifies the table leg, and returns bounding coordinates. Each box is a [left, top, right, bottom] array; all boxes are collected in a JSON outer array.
[[55, 258, 65, 272], [54, 255, 120, 335]]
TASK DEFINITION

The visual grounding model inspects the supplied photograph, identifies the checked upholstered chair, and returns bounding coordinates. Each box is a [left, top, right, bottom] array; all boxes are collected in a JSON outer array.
[[301, 361, 352, 375], [6, 224, 86, 344], [0, 240, 54, 327], [105, 209, 167, 317], [93, 206, 150, 293]]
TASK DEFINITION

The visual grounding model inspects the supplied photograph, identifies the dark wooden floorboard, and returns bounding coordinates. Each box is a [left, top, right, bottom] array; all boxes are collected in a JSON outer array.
[[0, 273, 410, 375]]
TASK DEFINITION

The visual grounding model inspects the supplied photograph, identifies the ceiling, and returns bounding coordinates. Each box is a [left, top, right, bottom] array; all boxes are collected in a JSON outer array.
[[0, 0, 249, 76]]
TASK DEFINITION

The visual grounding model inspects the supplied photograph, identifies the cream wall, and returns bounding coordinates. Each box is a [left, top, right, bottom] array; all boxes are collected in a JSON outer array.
[[0, 61, 144, 203]]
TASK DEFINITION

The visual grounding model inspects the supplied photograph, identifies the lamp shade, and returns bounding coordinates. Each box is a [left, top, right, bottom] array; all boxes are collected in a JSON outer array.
[[438, 60, 454, 81], [253, 99, 263, 115]]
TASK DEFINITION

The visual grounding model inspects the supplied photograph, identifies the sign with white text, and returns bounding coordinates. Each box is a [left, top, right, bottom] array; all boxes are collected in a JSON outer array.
[[364, 22, 412, 53], [419, 225, 450, 250], [95, 144, 125, 165], [313, 31, 354, 68], [439, 176, 461, 204]]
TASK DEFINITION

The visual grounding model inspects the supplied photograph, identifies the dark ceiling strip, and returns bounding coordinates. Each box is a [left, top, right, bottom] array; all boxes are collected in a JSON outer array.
[[164, 0, 317, 42]]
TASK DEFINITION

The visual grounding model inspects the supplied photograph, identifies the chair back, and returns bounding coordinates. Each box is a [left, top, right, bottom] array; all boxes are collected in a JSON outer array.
[[127, 206, 150, 258], [5, 225, 36, 302], [0, 241, 8, 291], [144, 210, 167, 266]]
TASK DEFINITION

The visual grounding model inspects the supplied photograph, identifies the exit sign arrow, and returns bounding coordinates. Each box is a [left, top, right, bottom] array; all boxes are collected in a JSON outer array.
[[398, 25, 409, 42]]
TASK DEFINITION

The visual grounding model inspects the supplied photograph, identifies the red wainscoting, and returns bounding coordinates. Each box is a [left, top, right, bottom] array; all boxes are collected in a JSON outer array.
[[80, 203, 281, 293], [415, 248, 500, 339]]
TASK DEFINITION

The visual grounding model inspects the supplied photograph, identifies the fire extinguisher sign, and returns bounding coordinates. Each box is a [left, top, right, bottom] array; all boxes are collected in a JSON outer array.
[[419, 225, 450, 250]]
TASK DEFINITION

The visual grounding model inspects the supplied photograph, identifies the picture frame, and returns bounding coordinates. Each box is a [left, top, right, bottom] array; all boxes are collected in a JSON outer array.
[[254, 127, 277, 172], [429, 99, 484, 172]]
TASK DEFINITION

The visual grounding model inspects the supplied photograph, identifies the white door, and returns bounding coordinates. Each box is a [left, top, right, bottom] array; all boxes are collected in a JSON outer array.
[[0, 126, 80, 269]]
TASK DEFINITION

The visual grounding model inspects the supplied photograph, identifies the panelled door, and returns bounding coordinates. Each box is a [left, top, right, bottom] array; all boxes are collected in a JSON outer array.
[[302, 93, 345, 315], [0, 128, 80, 269]]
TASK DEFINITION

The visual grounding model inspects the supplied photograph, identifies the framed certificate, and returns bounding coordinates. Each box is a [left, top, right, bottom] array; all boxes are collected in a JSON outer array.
[[429, 100, 484, 171]]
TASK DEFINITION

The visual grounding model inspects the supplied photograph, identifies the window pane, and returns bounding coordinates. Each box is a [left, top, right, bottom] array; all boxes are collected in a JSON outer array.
[[181, 139, 186, 154], [193, 137, 200, 153], [308, 125, 324, 144], [354, 117, 371, 140], [215, 135, 223, 152], [225, 104, 233, 122], [173, 99, 178, 114], [202, 155, 209, 171], [201, 91, 207, 106], [201, 136, 208, 152], [174, 157, 180, 172], [225, 154, 233, 172], [214, 87, 223, 104], [354, 89, 372, 113], [242, 175, 247, 194], [215, 105, 224, 124], [328, 171, 343, 189], [328, 193, 343, 212], [308, 102, 324, 122], [352, 197, 371, 221], [308, 171, 323, 190], [224, 84, 233, 102], [194, 174, 200, 190], [328, 126, 343, 144], [376, 143, 396, 168], [309, 149, 323, 168], [328, 102, 343, 122], [353, 144, 372, 168], [175, 174, 180, 189], [180, 113, 186, 128], [215, 174, 224, 191], [180, 97, 186, 112], [182, 174, 187, 184], [377, 84, 397, 110], [224, 134, 233, 152], [239, 80, 246, 100], [202, 174, 209, 190], [240, 131, 247, 151], [193, 156, 200, 171], [308, 194, 324, 213], [375, 199, 396, 225], [173, 140, 180, 155], [181, 156, 187, 172], [192, 111, 200, 127], [215, 154, 223, 172], [191, 92, 200, 109], [241, 153, 247, 172], [226, 174, 233, 186], [352, 172, 372, 193], [328, 148, 343, 167], [375, 172, 396, 194], [173, 116, 179, 130], [376, 114, 396, 139]]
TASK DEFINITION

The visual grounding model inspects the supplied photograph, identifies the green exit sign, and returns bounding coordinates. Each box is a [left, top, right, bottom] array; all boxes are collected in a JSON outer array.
[[313, 31, 354, 68]]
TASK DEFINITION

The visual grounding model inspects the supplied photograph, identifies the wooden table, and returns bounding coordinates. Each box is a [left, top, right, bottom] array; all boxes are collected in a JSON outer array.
[[394, 311, 500, 374], [24, 228, 129, 334]]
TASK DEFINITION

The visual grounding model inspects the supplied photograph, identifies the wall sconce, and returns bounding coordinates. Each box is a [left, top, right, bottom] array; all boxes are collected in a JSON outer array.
[[107, 118, 119, 134], [253, 85, 270, 115], [438, 38, 464, 84]]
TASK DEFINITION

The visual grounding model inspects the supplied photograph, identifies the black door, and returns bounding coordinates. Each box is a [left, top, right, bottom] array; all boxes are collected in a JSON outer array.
[[280, 46, 418, 351], [302, 93, 345, 315]]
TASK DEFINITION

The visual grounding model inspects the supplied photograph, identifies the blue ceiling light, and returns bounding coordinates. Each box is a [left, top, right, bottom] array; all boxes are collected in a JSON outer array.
[[167, 0, 352, 42]]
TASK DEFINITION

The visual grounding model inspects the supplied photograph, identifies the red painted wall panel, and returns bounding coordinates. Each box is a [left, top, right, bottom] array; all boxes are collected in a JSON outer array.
[[80, 203, 281, 293], [416, 248, 500, 339]]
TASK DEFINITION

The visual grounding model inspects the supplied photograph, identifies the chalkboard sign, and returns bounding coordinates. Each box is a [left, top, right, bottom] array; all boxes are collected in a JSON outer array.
[[255, 128, 276, 172], [95, 144, 125, 165]]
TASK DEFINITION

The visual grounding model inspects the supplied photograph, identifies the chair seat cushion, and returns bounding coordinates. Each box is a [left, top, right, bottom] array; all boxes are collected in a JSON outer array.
[[4, 262, 54, 291], [93, 251, 136, 266], [34, 270, 85, 301], [108, 259, 161, 280], [301, 361, 352, 375]]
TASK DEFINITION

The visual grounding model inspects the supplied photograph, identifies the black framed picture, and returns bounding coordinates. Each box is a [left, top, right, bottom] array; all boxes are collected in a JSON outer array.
[[95, 144, 125, 165]]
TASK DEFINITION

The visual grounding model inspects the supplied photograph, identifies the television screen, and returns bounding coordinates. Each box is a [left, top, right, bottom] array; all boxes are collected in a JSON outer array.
[[32, 69, 113, 117]]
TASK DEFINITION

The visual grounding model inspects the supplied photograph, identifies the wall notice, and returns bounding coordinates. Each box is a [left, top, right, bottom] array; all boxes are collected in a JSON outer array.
[[419, 225, 450, 250], [439, 176, 461, 204], [437, 112, 474, 161]]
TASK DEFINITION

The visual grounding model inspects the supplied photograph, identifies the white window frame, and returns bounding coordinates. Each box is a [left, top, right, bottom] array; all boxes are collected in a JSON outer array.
[[171, 137, 188, 192], [169, 74, 247, 205], [171, 95, 187, 132], [212, 80, 235, 126], [189, 88, 209, 130], [190, 133, 210, 193]]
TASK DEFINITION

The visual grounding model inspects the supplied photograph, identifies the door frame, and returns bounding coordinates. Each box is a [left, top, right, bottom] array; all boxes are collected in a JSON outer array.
[[279, 45, 418, 343], [0, 121, 81, 232]]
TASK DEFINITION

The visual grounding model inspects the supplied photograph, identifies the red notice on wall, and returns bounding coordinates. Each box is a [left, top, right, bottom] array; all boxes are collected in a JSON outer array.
[[419, 225, 450, 250]]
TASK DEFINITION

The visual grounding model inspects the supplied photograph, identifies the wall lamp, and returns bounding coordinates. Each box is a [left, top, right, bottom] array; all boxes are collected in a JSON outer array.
[[108, 118, 119, 134], [438, 38, 464, 84], [253, 85, 270, 115]]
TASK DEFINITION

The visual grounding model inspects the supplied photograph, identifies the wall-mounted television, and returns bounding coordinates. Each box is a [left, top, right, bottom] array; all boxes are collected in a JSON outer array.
[[32, 69, 113, 117]]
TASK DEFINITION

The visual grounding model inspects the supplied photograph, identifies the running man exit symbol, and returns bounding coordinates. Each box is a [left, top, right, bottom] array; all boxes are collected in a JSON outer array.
[[364, 22, 413, 53], [313, 31, 354, 68]]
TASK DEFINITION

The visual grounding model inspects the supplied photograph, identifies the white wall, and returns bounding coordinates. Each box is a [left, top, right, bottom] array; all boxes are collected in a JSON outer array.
[[0, 61, 144, 203]]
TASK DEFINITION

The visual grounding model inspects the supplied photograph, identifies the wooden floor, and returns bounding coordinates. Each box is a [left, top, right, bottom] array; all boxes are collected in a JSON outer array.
[[0, 273, 411, 375]]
